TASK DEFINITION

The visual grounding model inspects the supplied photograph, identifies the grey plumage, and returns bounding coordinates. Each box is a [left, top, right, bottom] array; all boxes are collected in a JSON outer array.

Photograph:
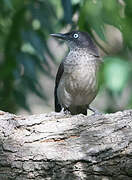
[[51, 31, 102, 115]]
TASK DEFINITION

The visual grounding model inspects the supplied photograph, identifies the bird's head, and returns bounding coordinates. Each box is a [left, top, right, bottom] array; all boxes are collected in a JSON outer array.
[[51, 30, 98, 55]]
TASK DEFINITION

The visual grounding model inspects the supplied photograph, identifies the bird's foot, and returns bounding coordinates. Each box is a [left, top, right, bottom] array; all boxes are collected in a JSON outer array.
[[53, 108, 71, 116], [88, 107, 103, 116], [63, 108, 71, 115], [49, 111, 64, 116]]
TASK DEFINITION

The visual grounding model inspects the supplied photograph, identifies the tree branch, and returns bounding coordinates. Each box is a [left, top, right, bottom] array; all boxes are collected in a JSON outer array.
[[0, 110, 132, 179]]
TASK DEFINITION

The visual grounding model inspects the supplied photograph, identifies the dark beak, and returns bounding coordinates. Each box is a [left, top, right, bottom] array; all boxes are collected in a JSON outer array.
[[50, 33, 67, 40]]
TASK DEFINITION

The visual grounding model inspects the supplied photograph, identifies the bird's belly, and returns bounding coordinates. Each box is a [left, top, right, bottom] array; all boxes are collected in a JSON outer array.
[[57, 67, 98, 107]]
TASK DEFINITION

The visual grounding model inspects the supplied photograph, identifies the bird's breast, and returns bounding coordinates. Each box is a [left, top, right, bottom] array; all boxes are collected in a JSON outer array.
[[57, 62, 99, 107], [64, 63, 98, 92]]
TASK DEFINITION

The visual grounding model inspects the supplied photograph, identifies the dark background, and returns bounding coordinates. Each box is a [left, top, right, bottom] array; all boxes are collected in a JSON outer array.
[[0, 0, 132, 114]]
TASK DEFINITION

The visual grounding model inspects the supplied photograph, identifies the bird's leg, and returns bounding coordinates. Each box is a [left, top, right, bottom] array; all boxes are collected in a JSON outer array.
[[63, 108, 71, 115], [55, 107, 71, 116], [51, 107, 71, 117], [56, 107, 65, 115], [88, 106, 102, 115]]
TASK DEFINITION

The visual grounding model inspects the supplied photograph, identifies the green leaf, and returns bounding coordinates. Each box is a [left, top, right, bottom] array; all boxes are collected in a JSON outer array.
[[72, 0, 81, 5], [61, 0, 72, 23], [14, 90, 30, 112], [29, 1, 56, 32], [21, 30, 50, 69], [125, 0, 132, 17], [79, 0, 105, 41], [17, 53, 36, 79], [25, 76, 47, 100], [102, 0, 122, 27], [103, 57, 131, 92], [3, 0, 13, 10]]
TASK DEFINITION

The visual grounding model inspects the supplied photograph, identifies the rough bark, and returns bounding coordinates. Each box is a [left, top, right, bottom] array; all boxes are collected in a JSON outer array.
[[0, 110, 132, 180]]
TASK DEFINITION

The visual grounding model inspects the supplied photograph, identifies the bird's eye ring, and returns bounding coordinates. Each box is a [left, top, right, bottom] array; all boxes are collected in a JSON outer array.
[[73, 33, 79, 39]]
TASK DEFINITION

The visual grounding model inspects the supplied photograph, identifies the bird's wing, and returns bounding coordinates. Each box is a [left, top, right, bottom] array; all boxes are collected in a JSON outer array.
[[54, 62, 64, 112]]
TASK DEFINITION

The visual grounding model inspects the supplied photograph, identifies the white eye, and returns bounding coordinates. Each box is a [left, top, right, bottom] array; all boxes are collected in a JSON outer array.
[[73, 33, 79, 39]]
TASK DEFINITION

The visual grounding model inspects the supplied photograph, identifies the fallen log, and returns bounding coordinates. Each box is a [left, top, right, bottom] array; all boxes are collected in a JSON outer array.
[[0, 110, 132, 180]]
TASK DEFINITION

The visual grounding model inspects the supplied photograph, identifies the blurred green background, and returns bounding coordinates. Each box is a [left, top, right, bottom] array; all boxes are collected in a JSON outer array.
[[0, 0, 132, 114]]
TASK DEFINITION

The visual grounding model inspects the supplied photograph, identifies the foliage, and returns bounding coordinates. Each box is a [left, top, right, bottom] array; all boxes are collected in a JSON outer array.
[[0, 0, 132, 113], [0, 0, 57, 112], [77, 0, 132, 112]]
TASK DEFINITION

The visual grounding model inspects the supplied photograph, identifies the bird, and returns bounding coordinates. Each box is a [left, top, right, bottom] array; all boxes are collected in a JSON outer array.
[[51, 30, 102, 115]]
